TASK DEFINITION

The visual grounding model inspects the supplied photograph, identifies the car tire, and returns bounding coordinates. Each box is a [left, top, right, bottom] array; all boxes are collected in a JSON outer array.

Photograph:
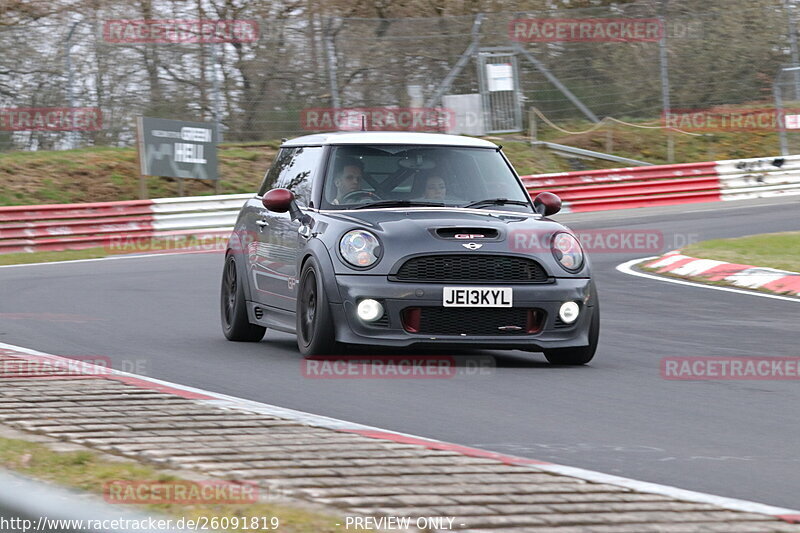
[[543, 305, 599, 366], [221, 253, 266, 342], [296, 258, 341, 356]]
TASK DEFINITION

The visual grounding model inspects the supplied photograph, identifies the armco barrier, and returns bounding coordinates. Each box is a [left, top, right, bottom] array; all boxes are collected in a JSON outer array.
[[522, 154, 800, 212], [0, 194, 250, 254], [2, 154, 799, 255]]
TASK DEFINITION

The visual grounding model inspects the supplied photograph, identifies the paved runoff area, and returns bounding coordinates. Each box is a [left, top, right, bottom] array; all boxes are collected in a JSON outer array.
[[2, 344, 800, 532]]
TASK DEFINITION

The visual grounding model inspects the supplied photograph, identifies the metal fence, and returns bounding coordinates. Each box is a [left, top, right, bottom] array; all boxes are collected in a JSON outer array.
[[0, 0, 797, 152]]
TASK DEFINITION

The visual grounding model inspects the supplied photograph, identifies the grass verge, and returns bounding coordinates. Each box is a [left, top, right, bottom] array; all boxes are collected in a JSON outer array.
[[681, 231, 800, 272], [0, 235, 229, 266], [0, 247, 115, 266], [0, 435, 362, 532]]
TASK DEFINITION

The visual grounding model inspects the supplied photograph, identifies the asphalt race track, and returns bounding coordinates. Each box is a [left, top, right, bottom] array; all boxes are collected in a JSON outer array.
[[1, 197, 799, 509]]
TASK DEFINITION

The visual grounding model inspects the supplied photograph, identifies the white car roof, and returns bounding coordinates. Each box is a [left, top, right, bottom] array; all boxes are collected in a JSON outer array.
[[281, 131, 498, 148]]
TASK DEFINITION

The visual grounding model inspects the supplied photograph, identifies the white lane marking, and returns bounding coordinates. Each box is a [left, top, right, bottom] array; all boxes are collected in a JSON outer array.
[[616, 257, 800, 303], [535, 463, 799, 516], [0, 250, 218, 269], [1, 339, 799, 518]]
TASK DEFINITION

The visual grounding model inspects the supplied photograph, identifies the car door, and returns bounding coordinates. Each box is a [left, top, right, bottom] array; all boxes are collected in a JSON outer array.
[[255, 146, 322, 311], [245, 147, 293, 308]]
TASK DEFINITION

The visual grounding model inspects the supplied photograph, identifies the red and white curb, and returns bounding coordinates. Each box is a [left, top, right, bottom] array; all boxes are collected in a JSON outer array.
[[617, 257, 800, 303], [1, 340, 799, 523], [644, 251, 800, 297]]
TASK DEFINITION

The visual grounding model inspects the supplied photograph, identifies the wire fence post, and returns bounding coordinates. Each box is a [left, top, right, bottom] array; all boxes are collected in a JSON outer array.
[[659, 2, 674, 163], [424, 13, 485, 109], [785, 0, 800, 99], [211, 41, 222, 194], [775, 67, 790, 156]]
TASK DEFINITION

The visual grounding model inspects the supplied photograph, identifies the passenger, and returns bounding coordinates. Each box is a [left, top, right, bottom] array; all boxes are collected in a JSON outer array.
[[421, 175, 447, 201]]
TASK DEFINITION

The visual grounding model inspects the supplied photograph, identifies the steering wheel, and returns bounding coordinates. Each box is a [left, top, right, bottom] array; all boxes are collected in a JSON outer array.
[[341, 190, 381, 203]]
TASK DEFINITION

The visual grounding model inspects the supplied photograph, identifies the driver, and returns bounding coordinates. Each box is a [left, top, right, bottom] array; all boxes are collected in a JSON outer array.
[[332, 158, 365, 205]]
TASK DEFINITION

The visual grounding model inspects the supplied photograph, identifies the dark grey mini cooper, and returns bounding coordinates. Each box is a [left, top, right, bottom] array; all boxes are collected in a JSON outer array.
[[221, 132, 599, 365]]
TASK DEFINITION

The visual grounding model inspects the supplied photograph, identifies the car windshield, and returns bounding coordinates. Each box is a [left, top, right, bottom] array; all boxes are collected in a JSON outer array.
[[321, 145, 532, 212]]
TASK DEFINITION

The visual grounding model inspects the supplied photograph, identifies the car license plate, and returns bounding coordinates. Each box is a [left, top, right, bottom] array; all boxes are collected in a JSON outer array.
[[443, 287, 513, 308]]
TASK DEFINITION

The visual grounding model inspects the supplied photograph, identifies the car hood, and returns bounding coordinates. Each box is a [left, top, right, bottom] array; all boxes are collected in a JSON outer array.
[[321, 207, 585, 277]]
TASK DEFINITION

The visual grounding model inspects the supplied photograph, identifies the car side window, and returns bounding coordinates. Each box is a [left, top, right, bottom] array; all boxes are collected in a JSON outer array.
[[257, 148, 295, 197], [271, 147, 323, 206]]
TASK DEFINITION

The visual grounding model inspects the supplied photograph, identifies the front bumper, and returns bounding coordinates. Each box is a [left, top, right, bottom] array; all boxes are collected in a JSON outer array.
[[330, 275, 596, 350]]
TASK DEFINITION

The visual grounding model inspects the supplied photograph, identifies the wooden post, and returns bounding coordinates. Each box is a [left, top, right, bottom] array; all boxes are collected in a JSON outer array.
[[135, 116, 148, 200]]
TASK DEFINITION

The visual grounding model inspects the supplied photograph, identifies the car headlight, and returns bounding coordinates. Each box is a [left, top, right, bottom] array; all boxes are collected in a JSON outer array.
[[552, 232, 584, 272], [340, 230, 382, 268]]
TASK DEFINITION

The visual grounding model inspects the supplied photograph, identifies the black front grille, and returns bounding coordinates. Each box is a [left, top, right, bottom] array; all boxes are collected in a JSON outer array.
[[554, 315, 571, 328], [372, 312, 389, 327], [408, 307, 544, 336], [393, 255, 548, 283]]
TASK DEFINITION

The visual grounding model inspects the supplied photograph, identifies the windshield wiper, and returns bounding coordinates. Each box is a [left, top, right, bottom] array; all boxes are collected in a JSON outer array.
[[462, 198, 531, 209], [353, 200, 446, 209]]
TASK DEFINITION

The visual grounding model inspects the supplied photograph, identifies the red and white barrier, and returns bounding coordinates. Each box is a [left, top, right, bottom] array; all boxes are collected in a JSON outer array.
[[0, 194, 249, 254], [523, 154, 800, 212]]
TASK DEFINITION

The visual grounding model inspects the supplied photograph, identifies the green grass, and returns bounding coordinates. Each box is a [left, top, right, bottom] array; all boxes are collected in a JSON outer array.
[[0, 435, 365, 532], [0, 234, 228, 266], [681, 232, 800, 272], [528, 113, 784, 165], [0, 142, 278, 207], [0, 248, 114, 266]]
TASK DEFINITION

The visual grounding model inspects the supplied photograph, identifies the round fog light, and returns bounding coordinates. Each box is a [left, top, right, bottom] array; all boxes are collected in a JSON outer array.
[[559, 302, 580, 324], [357, 299, 384, 322]]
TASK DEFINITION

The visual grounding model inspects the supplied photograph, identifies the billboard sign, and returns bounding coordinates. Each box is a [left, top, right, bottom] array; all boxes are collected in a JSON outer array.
[[137, 117, 218, 180]]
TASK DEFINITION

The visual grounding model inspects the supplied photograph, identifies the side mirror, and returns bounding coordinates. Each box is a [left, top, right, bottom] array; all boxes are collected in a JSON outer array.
[[533, 192, 562, 217], [263, 188, 294, 213], [262, 188, 311, 226]]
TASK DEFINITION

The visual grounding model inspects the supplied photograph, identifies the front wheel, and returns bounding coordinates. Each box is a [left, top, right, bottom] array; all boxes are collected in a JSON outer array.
[[543, 306, 599, 366], [296, 259, 341, 356], [221, 254, 266, 342]]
